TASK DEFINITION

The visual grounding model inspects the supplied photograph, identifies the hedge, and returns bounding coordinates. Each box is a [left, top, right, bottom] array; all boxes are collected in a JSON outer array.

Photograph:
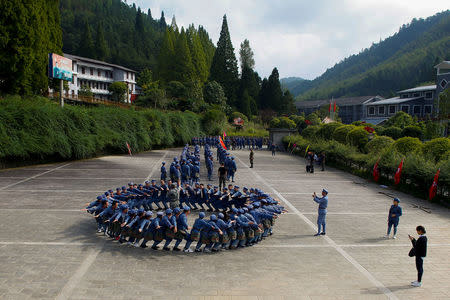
[[0, 95, 205, 166], [283, 134, 450, 204]]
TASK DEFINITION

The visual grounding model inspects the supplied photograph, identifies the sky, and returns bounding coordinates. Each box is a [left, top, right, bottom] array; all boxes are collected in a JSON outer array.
[[130, 0, 448, 80]]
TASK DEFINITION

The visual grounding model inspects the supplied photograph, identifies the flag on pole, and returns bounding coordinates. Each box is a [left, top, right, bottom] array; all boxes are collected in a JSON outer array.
[[219, 136, 227, 150], [394, 159, 403, 185], [223, 131, 227, 139], [373, 159, 380, 182], [428, 168, 440, 200], [334, 101, 337, 112], [328, 102, 332, 113], [126, 142, 132, 156], [304, 144, 310, 156]]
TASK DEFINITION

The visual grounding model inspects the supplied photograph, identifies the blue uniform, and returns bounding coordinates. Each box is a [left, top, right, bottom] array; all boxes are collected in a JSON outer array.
[[387, 204, 402, 236], [314, 195, 328, 234]]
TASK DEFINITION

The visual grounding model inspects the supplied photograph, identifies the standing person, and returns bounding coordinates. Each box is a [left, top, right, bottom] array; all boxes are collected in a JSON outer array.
[[312, 189, 328, 236], [271, 144, 276, 156], [319, 152, 326, 171], [167, 184, 180, 209], [409, 226, 427, 287], [249, 149, 254, 168], [218, 163, 227, 191], [160, 162, 167, 181], [385, 198, 402, 239]]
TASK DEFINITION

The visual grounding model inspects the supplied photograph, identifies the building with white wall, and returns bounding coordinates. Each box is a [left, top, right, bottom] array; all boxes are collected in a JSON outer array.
[[64, 53, 137, 103]]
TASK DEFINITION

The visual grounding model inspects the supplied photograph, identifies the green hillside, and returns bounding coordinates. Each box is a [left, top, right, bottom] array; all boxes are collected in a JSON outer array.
[[290, 10, 450, 100]]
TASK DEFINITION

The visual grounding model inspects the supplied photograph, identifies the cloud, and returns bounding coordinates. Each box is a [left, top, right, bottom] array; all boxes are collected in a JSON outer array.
[[131, 0, 448, 79]]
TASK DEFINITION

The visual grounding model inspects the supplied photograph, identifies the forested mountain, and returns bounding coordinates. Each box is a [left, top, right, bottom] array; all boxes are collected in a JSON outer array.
[[60, 0, 215, 77], [288, 10, 450, 100], [280, 77, 307, 93]]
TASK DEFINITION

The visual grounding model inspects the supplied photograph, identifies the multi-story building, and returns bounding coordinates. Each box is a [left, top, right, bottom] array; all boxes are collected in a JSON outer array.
[[363, 85, 436, 123], [64, 53, 137, 103]]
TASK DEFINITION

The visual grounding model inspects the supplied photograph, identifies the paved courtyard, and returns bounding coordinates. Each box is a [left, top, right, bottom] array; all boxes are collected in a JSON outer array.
[[0, 148, 449, 300]]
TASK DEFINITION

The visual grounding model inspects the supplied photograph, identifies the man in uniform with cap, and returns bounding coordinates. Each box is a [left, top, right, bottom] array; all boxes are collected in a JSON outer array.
[[160, 162, 167, 181], [313, 189, 328, 236], [385, 198, 402, 239]]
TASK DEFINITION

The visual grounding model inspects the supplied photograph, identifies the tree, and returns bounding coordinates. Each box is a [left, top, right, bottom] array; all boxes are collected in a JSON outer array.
[[173, 28, 195, 82], [240, 89, 253, 118], [78, 84, 93, 97], [95, 22, 108, 61], [264, 68, 283, 112], [78, 20, 95, 58], [384, 111, 414, 128], [170, 15, 179, 32], [187, 25, 209, 83], [157, 28, 176, 82], [147, 8, 152, 19], [0, 0, 62, 94], [209, 15, 239, 106], [137, 69, 153, 88], [108, 81, 127, 102], [203, 81, 226, 107], [159, 11, 167, 29], [239, 39, 255, 70]]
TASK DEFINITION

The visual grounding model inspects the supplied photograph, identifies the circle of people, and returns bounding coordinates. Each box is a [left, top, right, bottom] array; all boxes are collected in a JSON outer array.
[[85, 145, 287, 253]]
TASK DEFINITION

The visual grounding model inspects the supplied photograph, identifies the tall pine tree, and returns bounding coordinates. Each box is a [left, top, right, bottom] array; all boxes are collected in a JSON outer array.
[[78, 20, 95, 58], [239, 39, 255, 70], [187, 25, 209, 83], [95, 22, 108, 61], [209, 15, 239, 106], [173, 28, 194, 82], [157, 28, 175, 82]]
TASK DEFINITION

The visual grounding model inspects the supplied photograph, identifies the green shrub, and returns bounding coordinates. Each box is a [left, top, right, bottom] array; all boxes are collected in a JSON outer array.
[[301, 125, 320, 139], [346, 127, 369, 150], [384, 111, 414, 128], [393, 137, 423, 156], [382, 126, 402, 139], [316, 123, 342, 140], [402, 125, 423, 139], [278, 116, 296, 129], [229, 111, 248, 123], [422, 138, 450, 163], [333, 125, 356, 144], [366, 136, 394, 153], [269, 117, 280, 128], [202, 109, 226, 136]]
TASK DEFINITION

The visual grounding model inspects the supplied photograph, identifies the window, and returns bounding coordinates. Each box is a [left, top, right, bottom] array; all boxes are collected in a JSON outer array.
[[424, 105, 432, 114], [440, 79, 448, 89], [90, 68, 93, 76], [413, 106, 421, 114], [413, 93, 420, 97], [400, 94, 409, 99], [98, 70, 101, 77], [425, 92, 433, 99], [401, 105, 409, 113], [81, 67, 85, 74], [389, 105, 396, 114], [368, 106, 375, 115], [378, 106, 385, 115]]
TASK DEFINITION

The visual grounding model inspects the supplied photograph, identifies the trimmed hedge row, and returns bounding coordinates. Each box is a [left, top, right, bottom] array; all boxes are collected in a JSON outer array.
[[283, 133, 450, 204], [0, 96, 204, 166]]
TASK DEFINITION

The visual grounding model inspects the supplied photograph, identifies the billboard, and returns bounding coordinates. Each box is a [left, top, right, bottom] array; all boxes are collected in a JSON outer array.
[[49, 53, 72, 81]]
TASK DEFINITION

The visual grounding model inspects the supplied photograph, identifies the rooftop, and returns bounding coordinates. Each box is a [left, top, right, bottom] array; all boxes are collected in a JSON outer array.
[[397, 85, 436, 94], [295, 96, 381, 109], [366, 96, 420, 105], [434, 61, 450, 69], [64, 53, 137, 73]]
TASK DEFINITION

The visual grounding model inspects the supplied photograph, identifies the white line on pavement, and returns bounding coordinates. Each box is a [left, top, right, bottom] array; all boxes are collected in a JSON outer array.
[[145, 150, 169, 182], [0, 241, 96, 246], [55, 243, 104, 300], [0, 177, 147, 180], [234, 154, 399, 300], [0, 163, 72, 191], [0, 208, 82, 212]]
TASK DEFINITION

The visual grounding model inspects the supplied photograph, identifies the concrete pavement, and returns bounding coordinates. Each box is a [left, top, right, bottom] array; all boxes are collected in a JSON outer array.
[[0, 148, 449, 300]]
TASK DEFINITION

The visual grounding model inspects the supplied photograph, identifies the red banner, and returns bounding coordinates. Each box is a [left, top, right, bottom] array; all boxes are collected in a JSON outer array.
[[334, 101, 337, 112], [373, 159, 380, 182], [394, 159, 403, 185], [126, 142, 132, 156], [429, 169, 440, 200]]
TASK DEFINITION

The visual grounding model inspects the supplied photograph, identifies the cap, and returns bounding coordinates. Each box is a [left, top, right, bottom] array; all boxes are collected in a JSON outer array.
[[183, 206, 190, 211], [199, 212, 205, 218], [218, 213, 224, 219], [393, 197, 400, 202], [145, 211, 153, 217], [165, 209, 173, 215], [157, 211, 164, 216], [96, 196, 102, 200], [173, 207, 181, 214], [322, 189, 328, 194], [210, 214, 218, 221], [137, 208, 145, 214]]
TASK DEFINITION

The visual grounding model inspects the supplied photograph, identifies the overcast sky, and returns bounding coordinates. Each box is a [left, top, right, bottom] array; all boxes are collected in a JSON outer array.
[[131, 0, 448, 79]]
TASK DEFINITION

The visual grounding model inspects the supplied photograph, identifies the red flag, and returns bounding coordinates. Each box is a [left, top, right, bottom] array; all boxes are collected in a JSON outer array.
[[334, 101, 337, 112], [126, 142, 132, 156], [373, 159, 380, 182], [428, 169, 440, 200], [394, 159, 403, 185], [219, 136, 227, 150], [305, 119, 312, 125], [223, 131, 227, 138], [328, 102, 331, 113]]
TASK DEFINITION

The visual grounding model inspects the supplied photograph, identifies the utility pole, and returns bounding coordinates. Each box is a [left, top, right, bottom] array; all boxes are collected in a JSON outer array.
[[60, 79, 64, 107]]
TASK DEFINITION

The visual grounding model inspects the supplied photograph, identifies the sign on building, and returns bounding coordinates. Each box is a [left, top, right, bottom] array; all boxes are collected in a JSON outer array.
[[49, 53, 72, 81]]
